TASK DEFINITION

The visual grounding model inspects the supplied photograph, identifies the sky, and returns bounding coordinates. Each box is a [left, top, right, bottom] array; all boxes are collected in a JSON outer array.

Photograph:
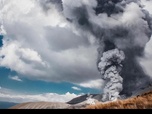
[[0, 0, 152, 103], [0, 0, 103, 103], [0, 35, 101, 103]]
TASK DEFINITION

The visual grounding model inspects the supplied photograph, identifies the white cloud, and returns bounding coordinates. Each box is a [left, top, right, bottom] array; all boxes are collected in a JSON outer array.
[[9, 75, 22, 82], [79, 79, 105, 90], [141, 0, 152, 14], [0, 41, 48, 76], [2, 0, 152, 88], [139, 37, 152, 78], [138, 0, 152, 78], [72, 86, 81, 91], [0, 87, 78, 103], [0, 25, 6, 35], [0, 0, 101, 85]]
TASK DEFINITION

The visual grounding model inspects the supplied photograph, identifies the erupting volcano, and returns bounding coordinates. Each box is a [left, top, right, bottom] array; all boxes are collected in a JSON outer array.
[[63, 0, 152, 101]]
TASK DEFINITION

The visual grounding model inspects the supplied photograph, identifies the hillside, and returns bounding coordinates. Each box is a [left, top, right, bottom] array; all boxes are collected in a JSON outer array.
[[86, 91, 152, 109], [67, 94, 102, 105], [10, 102, 71, 109], [10, 90, 152, 109]]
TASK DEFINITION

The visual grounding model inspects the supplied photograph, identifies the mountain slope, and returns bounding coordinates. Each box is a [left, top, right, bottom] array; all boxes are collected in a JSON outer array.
[[86, 91, 152, 109], [10, 90, 152, 109], [67, 94, 102, 105], [10, 102, 70, 109]]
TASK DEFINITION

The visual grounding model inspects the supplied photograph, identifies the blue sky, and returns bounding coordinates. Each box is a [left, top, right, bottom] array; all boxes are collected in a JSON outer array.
[[0, 67, 100, 95], [0, 57, 101, 103], [0, 0, 104, 103], [0, 35, 3, 46]]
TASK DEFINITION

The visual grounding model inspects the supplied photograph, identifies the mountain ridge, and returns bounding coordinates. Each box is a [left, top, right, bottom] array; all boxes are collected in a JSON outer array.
[[10, 86, 152, 109]]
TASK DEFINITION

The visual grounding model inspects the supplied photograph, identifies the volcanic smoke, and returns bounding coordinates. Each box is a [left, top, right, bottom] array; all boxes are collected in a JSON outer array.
[[62, 0, 152, 101], [98, 49, 125, 101]]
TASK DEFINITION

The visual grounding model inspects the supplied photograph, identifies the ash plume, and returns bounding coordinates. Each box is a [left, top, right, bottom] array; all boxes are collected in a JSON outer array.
[[62, 0, 152, 101], [38, 0, 63, 11], [98, 49, 125, 101]]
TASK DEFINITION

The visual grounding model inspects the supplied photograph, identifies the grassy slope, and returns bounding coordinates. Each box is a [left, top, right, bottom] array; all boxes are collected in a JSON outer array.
[[86, 91, 152, 109]]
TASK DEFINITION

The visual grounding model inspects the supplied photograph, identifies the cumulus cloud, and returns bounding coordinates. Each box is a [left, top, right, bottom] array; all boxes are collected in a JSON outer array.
[[0, 0, 101, 85], [141, 0, 152, 12], [138, 0, 152, 78], [0, 25, 6, 35], [71, 86, 81, 91], [9, 75, 23, 82], [0, 40, 48, 76], [79, 79, 105, 90], [0, 87, 78, 103], [139, 38, 152, 78]]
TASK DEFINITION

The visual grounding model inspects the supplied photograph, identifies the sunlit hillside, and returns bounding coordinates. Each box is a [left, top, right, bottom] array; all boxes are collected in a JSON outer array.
[[86, 91, 152, 109]]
